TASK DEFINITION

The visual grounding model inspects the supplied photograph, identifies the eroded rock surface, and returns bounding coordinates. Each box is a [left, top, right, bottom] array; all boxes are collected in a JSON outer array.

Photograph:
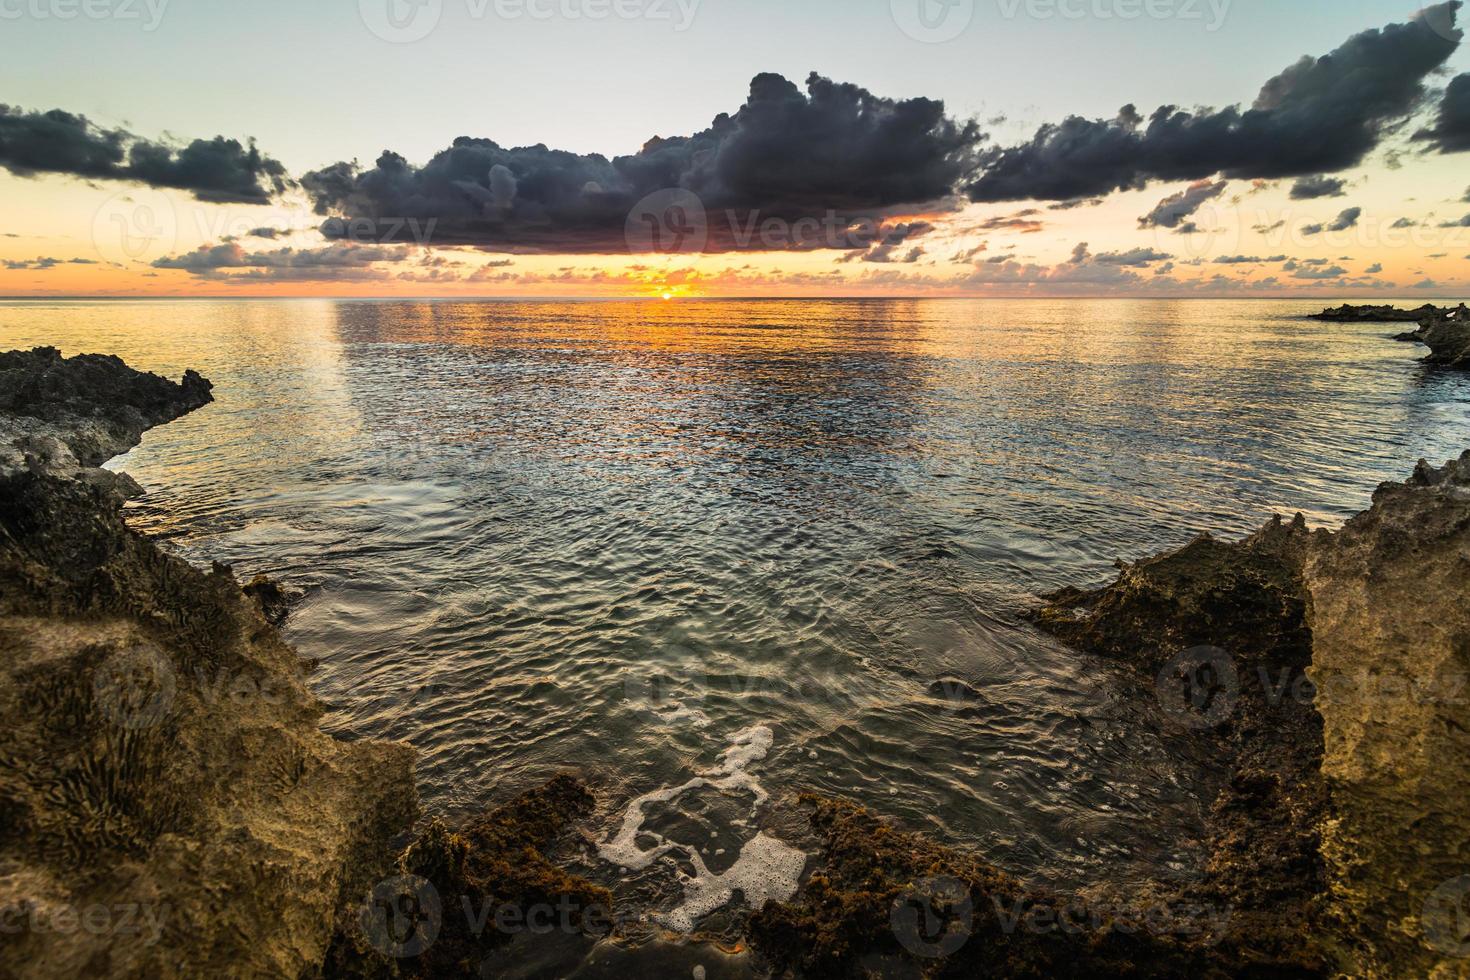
[[1306, 452, 1470, 977], [0, 349, 417, 977]]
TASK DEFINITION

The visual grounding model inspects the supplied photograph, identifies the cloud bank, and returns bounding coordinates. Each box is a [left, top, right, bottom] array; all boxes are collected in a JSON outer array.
[[965, 2, 1463, 203], [303, 72, 982, 253], [0, 105, 289, 204]]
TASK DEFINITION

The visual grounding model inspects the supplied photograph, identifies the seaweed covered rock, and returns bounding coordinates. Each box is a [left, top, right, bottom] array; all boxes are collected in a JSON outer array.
[[1305, 452, 1470, 977], [749, 795, 1237, 979], [1032, 514, 1314, 675], [326, 775, 609, 979], [1030, 513, 1330, 976], [0, 350, 417, 978]]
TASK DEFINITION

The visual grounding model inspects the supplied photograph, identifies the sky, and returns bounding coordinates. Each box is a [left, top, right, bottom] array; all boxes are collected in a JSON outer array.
[[1, 0, 1468, 297]]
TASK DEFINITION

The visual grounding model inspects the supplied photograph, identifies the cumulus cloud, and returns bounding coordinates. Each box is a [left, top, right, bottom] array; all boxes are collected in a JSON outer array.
[[965, 3, 1463, 202], [1137, 179, 1228, 229], [0, 104, 289, 204], [1214, 254, 1289, 264], [1289, 175, 1347, 199], [303, 72, 982, 253], [1414, 73, 1470, 152]]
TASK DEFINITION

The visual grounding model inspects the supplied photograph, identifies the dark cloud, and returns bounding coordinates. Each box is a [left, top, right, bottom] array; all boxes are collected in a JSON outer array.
[[304, 72, 982, 253], [1438, 213, 1470, 227], [153, 242, 413, 279], [1214, 254, 1289, 264], [1414, 73, 1470, 152], [1391, 217, 1419, 228], [966, 4, 1462, 202], [1137, 179, 1227, 229], [1302, 207, 1362, 235], [1365, 262, 1384, 274], [1091, 246, 1173, 267], [1289, 175, 1347, 199], [2, 256, 98, 270], [0, 104, 289, 204]]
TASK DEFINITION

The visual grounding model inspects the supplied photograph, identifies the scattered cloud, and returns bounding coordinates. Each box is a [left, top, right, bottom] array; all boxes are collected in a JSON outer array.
[[1289, 175, 1347, 199], [1137, 179, 1228, 229]]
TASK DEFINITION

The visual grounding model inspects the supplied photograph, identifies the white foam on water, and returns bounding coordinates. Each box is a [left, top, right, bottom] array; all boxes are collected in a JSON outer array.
[[596, 724, 806, 930], [665, 832, 807, 933]]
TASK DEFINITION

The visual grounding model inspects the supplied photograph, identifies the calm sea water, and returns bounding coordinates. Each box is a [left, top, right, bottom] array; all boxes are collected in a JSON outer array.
[[6, 298, 1469, 950]]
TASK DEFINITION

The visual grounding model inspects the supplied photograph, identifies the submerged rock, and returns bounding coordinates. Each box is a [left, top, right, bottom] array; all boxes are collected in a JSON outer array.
[[1306, 452, 1470, 977], [0, 349, 417, 977]]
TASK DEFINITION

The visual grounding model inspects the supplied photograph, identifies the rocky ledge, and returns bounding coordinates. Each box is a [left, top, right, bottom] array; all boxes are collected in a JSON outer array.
[[1308, 303, 1457, 323], [0, 349, 418, 977], [1391, 304, 1470, 369]]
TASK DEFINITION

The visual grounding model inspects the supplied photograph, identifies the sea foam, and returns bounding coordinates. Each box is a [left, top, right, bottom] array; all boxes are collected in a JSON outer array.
[[597, 725, 806, 930]]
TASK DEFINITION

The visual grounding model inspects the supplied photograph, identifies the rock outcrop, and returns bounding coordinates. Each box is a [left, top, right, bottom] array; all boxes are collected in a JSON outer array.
[[1393, 304, 1470, 369], [1309, 304, 1454, 323], [0, 349, 418, 977], [1306, 452, 1470, 977]]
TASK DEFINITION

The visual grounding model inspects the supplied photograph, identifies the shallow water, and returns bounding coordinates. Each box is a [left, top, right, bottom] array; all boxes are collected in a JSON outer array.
[[6, 297, 1470, 941]]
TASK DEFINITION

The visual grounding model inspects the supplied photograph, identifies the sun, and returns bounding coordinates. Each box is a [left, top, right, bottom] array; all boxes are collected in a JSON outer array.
[[661, 292, 674, 301]]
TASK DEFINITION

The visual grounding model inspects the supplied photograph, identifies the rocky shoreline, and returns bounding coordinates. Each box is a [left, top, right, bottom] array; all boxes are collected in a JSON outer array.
[[2, 339, 1468, 978]]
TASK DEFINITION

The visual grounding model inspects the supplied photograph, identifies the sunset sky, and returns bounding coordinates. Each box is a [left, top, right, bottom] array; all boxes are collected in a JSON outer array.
[[2, 0, 1468, 298]]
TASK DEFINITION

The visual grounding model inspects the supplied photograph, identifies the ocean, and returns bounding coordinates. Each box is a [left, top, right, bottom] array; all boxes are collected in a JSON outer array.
[[7, 296, 1469, 956]]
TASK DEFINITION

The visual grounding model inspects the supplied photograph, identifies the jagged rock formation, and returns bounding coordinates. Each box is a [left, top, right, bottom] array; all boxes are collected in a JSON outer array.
[[1393, 304, 1470, 369], [0, 347, 213, 497], [0, 349, 418, 977], [1309, 304, 1454, 323], [1306, 453, 1470, 978], [325, 775, 609, 978]]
